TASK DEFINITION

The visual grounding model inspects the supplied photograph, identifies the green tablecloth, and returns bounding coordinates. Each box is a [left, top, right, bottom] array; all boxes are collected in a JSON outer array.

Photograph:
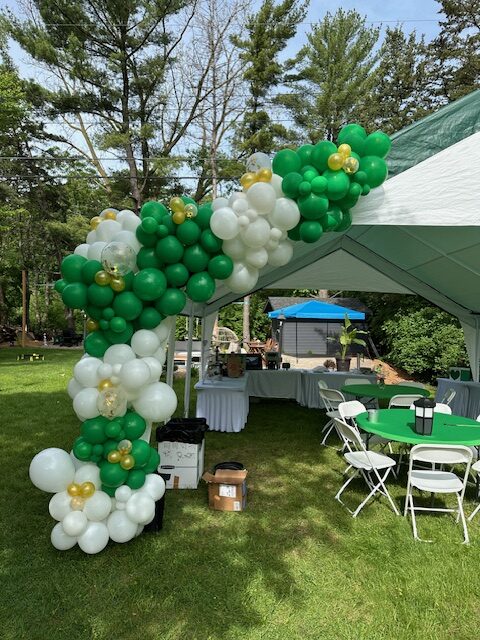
[[340, 383, 430, 401], [356, 409, 480, 446]]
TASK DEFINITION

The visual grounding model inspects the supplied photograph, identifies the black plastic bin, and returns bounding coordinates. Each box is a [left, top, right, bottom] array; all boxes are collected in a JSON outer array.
[[156, 417, 209, 444]]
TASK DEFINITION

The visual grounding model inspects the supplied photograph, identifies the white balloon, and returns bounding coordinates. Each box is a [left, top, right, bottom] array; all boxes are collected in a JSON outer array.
[[265, 238, 279, 251], [212, 197, 229, 211], [83, 491, 112, 521], [151, 346, 166, 366], [135, 524, 144, 537], [142, 356, 163, 382], [74, 243, 90, 258], [73, 388, 100, 421], [74, 464, 101, 489], [67, 377, 83, 399], [270, 227, 283, 241], [246, 182, 276, 214], [222, 237, 246, 261], [112, 363, 122, 375], [270, 197, 301, 231], [115, 486, 132, 502], [268, 240, 294, 267], [86, 230, 97, 245], [103, 344, 136, 365], [232, 198, 249, 215], [74, 357, 103, 388], [141, 474, 166, 501], [115, 500, 126, 510], [62, 510, 88, 537], [126, 493, 156, 524], [241, 218, 271, 249], [119, 359, 151, 390], [107, 510, 138, 543], [29, 448, 76, 493], [224, 262, 259, 294], [110, 375, 120, 385], [245, 247, 269, 269], [95, 219, 122, 242], [237, 215, 249, 229], [270, 173, 284, 198], [70, 450, 89, 470], [112, 230, 142, 254], [100, 208, 119, 217], [97, 363, 113, 380], [121, 212, 141, 232], [246, 208, 258, 221], [51, 523, 77, 551], [77, 521, 110, 554], [133, 382, 178, 422], [116, 209, 134, 224], [210, 207, 239, 240], [87, 241, 108, 262], [131, 330, 160, 357], [152, 317, 175, 343], [246, 152, 271, 172], [49, 491, 73, 521]]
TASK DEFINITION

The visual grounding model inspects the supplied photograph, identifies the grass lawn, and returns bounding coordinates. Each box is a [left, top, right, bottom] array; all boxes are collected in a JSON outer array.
[[1, 347, 480, 640]]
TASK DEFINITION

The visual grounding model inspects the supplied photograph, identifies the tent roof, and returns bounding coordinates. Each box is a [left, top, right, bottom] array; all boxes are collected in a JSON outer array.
[[265, 296, 369, 314], [268, 299, 365, 320]]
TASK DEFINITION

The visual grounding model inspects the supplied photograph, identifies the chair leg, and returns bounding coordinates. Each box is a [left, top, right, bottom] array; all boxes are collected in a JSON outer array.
[[351, 468, 398, 518], [468, 501, 480, 522], [457, 494, 470, 544], [321, 420, 334, 446], [335, 469, 359, 503]]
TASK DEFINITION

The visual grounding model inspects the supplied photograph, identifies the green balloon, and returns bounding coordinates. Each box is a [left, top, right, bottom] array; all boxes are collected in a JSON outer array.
[[140, 200, 168, 222], [102, 307, 115, 320], [311, 176, 328, 195], [161, 214, 176, 235], [81, 416, 108, 444], [109, 316, 127, 333], [300, 220, 323, 243], [100, 462, 129, 488], [138, 307, 163, 329], [136, 225, 158, 248], [362, 184, 371, 196], [73, 437, 92, 461], [302, 169, 318, 183], [337, 123, 367, 143], [287, 222, 302, 241], [281, 172, 303, 198], [61, 254, 87, 283], [103, 439, 119, 457], [133, 268, 167, 302], [155, 288, 186, 316], [54, 279, 67, 293], [359, 155, 388, 187], [113, 291, 143, 320], [186, 272, 216, 302], [105, 421, 122, 439], [336, 209, 352, 232], [81, 260, 103, 285], [299, 181, 311, 196], [297, 144, 315, 166], [99, 319, 109, 331], [353, 170, 368, 186], [208, 255, 233, 280], [156, 224, 169, 238], [131, 440, 152, 468], [177, 219, 201, 246], [84, 331, 110, 357], [311, 141, 337, 172], [101, 484, 116, 497], [323, 169, 350, 201], [144, 448, 160, 474], [200, 229, 222, 254], [93, 444, 104, 456], [325, 206, 343, 230], [165, 263, 189, 287], [272, 148, 301, 177], [195, 203, 213, 230], [86, 305, 103, 321], [156, 236, 184, 264], [62, 283, 88, 309], [183, 244, 209, 273], [141, 216, 159, 235], [339, 132, 365, 155], [181, 195, 196, 206], [298, 193, 329, 220], [124, 412, 147, 440], [126, 469, 146, 489], [87, 283, 114, 308], [103, 322, 134, 345]]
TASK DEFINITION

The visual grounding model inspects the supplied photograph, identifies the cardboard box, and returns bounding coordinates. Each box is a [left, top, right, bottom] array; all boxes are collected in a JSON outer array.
[[202, 468, 248, 511], [158, 440, 205, 489]]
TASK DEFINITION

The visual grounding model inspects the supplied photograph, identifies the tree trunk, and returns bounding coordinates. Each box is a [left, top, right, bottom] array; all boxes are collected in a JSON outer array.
[[243, 295, 250, 350], [0, 281, 6, 324]]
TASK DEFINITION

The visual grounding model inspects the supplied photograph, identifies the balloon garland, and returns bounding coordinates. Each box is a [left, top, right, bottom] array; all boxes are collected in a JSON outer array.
[[29, 123, 389, 553]]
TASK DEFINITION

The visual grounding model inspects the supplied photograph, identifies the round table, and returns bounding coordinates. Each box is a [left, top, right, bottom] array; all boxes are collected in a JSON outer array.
[[356, 409, 480, 446], [340, 383, 430, 401]]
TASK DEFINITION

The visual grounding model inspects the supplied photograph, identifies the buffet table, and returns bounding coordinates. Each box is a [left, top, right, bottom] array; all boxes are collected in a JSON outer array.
[[247, 369, 304, 402], [301, 371, 377, 408], [195, 376, 249, 432], [435, 378, 480, 419]]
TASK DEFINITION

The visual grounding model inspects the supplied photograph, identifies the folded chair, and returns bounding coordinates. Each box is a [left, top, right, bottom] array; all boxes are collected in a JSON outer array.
[[388, 394, 424, 409], [338, 400, 393, 454], [333, 418, 399, 518]]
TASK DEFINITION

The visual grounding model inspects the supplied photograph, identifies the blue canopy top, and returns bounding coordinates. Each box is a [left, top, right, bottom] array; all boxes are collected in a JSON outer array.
[[268, 300, 365, 320]]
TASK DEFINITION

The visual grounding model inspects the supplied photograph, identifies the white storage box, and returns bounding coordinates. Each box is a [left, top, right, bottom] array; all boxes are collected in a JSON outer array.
[[157, 440, 205, 489]]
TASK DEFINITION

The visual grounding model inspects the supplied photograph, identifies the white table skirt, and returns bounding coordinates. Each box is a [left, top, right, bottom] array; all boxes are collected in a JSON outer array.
[[195, 377, 249, 432], [247, 369, 304, 402], [300, 371, 377, 408], [435, 378, 480, 419]]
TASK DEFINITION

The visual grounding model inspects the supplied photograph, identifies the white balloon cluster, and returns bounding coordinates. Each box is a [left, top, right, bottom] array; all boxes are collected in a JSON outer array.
[[74, 208, 142, 263], [209, 155, 299, 294]]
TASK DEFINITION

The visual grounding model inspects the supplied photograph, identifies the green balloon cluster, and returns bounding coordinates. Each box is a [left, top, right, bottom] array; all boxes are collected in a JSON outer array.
[[272, 124, 390, 243], [72, 411, 160, 493]]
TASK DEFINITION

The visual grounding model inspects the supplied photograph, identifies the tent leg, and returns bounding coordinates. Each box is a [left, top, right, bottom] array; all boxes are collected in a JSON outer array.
[[183, 312, 194, 418], [166, 316, 176, 388]]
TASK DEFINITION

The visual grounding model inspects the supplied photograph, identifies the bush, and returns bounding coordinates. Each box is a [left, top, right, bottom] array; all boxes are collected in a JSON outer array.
[[382, 306, 468, 381]]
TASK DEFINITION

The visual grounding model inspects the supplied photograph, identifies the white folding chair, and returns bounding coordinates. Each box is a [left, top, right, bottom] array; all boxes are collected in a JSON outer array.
[[440, 388, 457, 406], [388, 394, 424, 409], [433, 403, 452, 415], [319, 388, 346, 446], [468, 459, 480, 521], [343, 377, 377, 408], [405, 444, 472, 543], [398, 381, 426, 389], [333, 418, 399, 517], [338, 400, 393, 454]]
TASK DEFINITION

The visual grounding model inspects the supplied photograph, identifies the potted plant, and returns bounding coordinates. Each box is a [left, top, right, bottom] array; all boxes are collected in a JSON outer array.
[[329, 314, 368, 372]]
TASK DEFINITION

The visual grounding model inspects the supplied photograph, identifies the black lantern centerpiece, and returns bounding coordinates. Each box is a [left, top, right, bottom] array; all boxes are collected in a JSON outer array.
[[413, 397, 436, 435]]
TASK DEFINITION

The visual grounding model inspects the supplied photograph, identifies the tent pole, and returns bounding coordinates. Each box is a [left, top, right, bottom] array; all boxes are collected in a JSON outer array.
[[183, 311, 194, 418], [166, 316, 176, 388]]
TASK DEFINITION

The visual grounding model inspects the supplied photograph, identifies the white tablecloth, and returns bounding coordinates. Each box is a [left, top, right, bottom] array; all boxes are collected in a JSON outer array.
[[300, 371, 377, 408], [195, 376, 249, 432], [247, 369, 304, 402], [435, 378, 480, 419]]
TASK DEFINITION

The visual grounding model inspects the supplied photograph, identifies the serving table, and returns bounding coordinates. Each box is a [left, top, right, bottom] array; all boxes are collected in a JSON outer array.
[[195, 375, 249, 433], [435, 378, 480, 419], [247, 369, 304, 402], [302, 371, 377, 409]]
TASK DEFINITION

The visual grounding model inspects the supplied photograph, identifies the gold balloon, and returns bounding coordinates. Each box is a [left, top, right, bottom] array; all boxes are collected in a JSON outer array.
[[90, 216, 102, 230], [103, 210, 117, 220], [184, 203, 198, 218], [98, 378, 113, 392], [118, 439, 132, 454], [80, 482, 96, 498], [110, 276, 125, 292], [327, 153, 345, 171], [172, 210, 186, 225], [70, 496, 85, 510], [94, 270, 111, 286], [240, 172, 256, 189], [170, 197, 185, 213], [120, 454, 135, 470], [67, 483, 81, 497], [86, 319, 99, 333], [256, 168, 273, 182], [338, 143, 352, 158], [343, 156, 359, 174], [108, 450, 122, 463]]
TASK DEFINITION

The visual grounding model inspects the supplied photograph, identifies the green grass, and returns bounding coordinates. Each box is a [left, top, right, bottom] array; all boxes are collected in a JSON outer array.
[[1, 347, 480, 640]]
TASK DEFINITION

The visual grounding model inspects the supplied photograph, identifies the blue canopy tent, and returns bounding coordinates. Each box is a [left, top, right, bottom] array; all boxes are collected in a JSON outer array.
[[268, 300, 366, 361]]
